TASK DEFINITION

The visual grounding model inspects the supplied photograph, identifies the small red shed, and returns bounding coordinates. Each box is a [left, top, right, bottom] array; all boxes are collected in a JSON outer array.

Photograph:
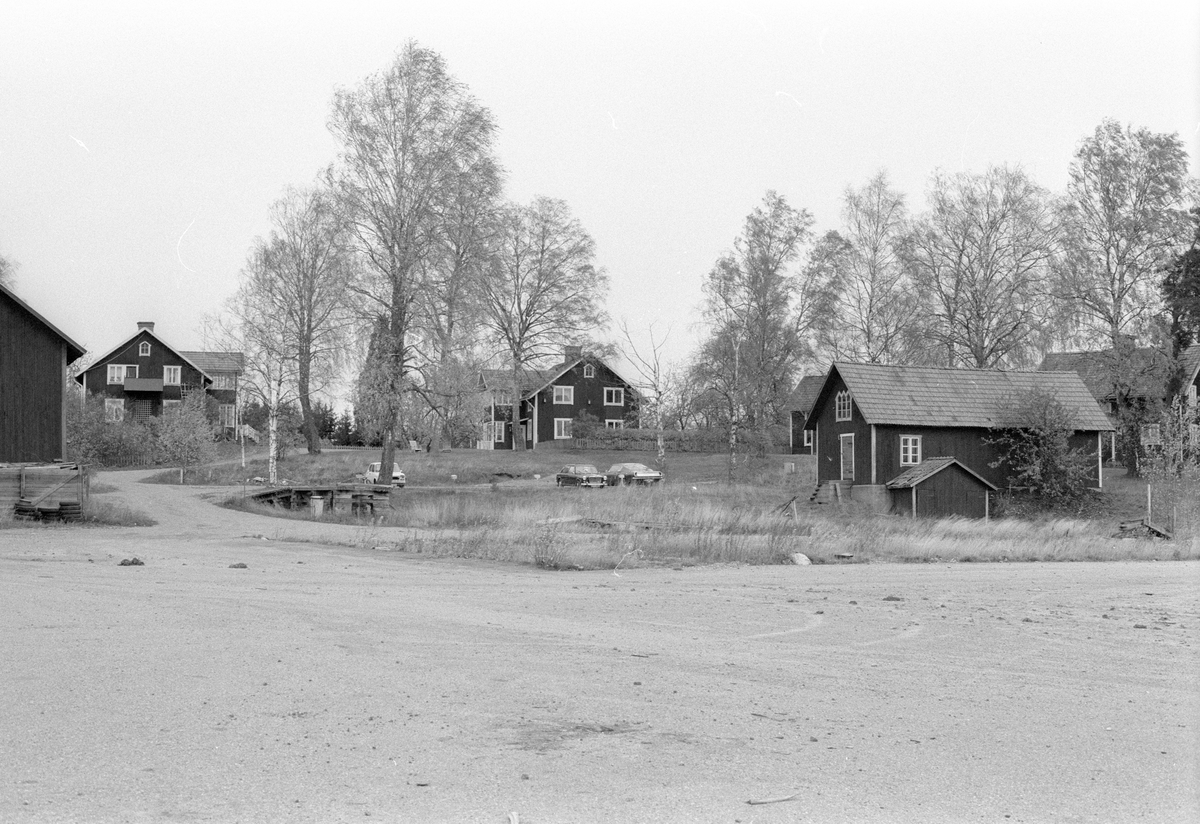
[[885, 457, 998, 519]]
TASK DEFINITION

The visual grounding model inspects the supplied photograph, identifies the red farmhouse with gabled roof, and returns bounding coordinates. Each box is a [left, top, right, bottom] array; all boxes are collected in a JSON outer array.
[[479, 346, 639, 450], [1, 282, 86, 462], [803, 362, 1114, 516], [75, 322, 244, 432]]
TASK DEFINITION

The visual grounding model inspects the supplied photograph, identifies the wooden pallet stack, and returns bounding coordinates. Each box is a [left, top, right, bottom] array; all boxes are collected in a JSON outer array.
[[1, 462, 87, 521]]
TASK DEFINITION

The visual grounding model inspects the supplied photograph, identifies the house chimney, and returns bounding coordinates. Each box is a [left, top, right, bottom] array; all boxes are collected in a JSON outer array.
[[563, 344, 583, 362], [137, 322, 155, 332]]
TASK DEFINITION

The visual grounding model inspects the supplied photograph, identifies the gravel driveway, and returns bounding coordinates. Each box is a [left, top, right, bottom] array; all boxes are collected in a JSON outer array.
[[2, 470, 1197, 822]]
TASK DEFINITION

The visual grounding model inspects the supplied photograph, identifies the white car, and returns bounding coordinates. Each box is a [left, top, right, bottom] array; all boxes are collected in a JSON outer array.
[[365, 461, 405, 487]]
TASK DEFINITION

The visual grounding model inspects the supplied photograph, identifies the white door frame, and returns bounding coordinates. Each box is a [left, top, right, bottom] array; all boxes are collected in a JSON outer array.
[[839, 433, 854, 481]]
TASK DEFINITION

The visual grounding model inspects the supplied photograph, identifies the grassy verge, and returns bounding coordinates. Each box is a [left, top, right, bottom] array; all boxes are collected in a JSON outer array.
[[0, 499, 156, 529]]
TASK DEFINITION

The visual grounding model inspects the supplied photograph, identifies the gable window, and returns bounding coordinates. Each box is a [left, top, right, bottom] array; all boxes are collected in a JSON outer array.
[[604, 387, 624, 406], [583, 364, 595, 378], [163, 366, 181, 385], [552, 386, 574, 405], [835, 390, 852, 421], [493, 390, 512, 407], [900, 435, 922, 466], [104, 399, 125, 422], [606, 419, 624, 430], [139, 342, 151, 357], [554, 418, 572, 439]]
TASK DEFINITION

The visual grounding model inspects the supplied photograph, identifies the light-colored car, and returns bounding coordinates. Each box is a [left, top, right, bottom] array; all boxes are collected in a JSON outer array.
[[604, 462, 663, 486], [555, 464, 606, 489], [365, 461, 405, 487]]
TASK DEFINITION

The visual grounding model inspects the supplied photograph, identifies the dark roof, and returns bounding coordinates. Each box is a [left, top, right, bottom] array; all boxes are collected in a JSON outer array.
[[179, 351, 245, 374], [0, 282, 86, 362], [1038, 347, 1171, 403], [811, 362, 1114, 431], [77, 326, 212, 385], [788, 375, 824, 417], [885, 457, 998, 490], [1180, 344, 1200, 389], [481, 356, 637, 399]]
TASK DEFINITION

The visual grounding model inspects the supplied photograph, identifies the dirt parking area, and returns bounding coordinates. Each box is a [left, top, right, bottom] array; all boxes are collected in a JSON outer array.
[[2, 473, 1198, 823]]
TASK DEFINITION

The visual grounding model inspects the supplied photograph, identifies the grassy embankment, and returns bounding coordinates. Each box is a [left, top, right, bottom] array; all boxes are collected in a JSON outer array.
[[200, 446, 1194, 568]]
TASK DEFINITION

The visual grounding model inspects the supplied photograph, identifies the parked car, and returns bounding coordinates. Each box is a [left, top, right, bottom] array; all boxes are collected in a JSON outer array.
[[604, 462, 663, 486], [556, 464, 606, 488], [365, 461, 406, 486]]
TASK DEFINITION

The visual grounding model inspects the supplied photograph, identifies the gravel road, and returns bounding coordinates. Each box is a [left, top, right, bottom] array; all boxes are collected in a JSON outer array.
[[2, 470, 1197, 822]]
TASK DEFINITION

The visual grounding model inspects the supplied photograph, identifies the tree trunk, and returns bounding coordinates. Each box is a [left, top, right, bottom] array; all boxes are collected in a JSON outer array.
[[298, 342, 321, 454], [727, 419, 738, 484], [379, 419, 397, 483], [511, 361, 526, 451]]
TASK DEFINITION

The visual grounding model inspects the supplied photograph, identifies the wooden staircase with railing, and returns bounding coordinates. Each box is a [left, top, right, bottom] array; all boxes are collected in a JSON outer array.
[[810, 480, 852, 504]]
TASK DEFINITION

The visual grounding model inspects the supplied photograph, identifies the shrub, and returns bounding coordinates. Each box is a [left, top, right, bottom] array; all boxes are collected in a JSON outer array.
[[987, 389, 1094, 507]]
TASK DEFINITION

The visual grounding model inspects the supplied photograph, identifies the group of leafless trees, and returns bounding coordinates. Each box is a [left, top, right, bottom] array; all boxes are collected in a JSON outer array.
[[223, 43, 608, 479], [689, 120, 1198, 466], [221, 40, 1196, 477]]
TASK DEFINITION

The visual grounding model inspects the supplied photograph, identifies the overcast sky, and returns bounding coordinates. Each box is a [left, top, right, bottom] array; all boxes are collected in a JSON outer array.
[[2, 1, 1198, 396]]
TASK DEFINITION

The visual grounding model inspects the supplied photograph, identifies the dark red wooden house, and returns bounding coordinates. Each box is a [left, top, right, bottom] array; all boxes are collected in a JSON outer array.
[[479, 347, 638, 450], [0, 283, 86, 462], [75, 322, 243, 432], [803, 362, 1114, 517], [787, 374, 823, 455]]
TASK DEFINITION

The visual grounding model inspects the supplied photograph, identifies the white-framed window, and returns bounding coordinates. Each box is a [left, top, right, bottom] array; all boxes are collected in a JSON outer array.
[[835, 390, 852, 421], [803, 429, 813, 447], [163, 399, 181, 413], [1190, 384, 1197, 409], [583, 364, 595, 378], [107, 364, 136, 384], [218, 404, 236, 428], [1141, 424, 1162, 446], [606, 419, 624, 429], [552, 385, 574, 405], [900, 435, 922, 466], [604, 387, 624, 406], [554, 418, 572, 439], [105, 399, 125, 422], [493, 421, 505, 443], [163, 366, 181, 385], [211, 373, 237, 390], [138, 342, 151, 357]]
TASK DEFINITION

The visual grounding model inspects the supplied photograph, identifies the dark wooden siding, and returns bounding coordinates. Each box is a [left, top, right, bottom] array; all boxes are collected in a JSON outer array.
[[80, 331, 207, 414], [913, 463, 988, 518], [811, 372, 872, 483], [873, 425, 1102, 489], [0, 292, 69, 461], [533, 360, 636, 446], [790, 410, 813, 455]]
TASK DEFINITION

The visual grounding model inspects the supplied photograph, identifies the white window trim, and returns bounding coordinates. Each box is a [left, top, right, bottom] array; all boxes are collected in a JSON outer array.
[[493, 421, 505, 443], [554, 418, 572, 439], [552, 385, 574, 405], [604, 387, 624, 406], [138, 342, 151, 357], [835, 390, 852, 422], [803, 429, 813, 447], [900, 435, 922, 466], [163, 366, 181, 385], [605, 419, 624, 429], [218, 404, 236, 428], [583, 364, 595, 378], [107, 364, 135, 384], [105, 398, 124, 422]]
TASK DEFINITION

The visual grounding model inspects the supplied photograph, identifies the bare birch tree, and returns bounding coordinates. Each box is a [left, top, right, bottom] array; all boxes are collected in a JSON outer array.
[[328, 42, 498, 472], [618, 319, 672, 471], [694, 191, 823, 476], [1054, 119, 1193, 346], [252, 186, 357, 454], [479, 196, 608, 450], [815, 172, 918, 364], [902, 165, 1057, 368]]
